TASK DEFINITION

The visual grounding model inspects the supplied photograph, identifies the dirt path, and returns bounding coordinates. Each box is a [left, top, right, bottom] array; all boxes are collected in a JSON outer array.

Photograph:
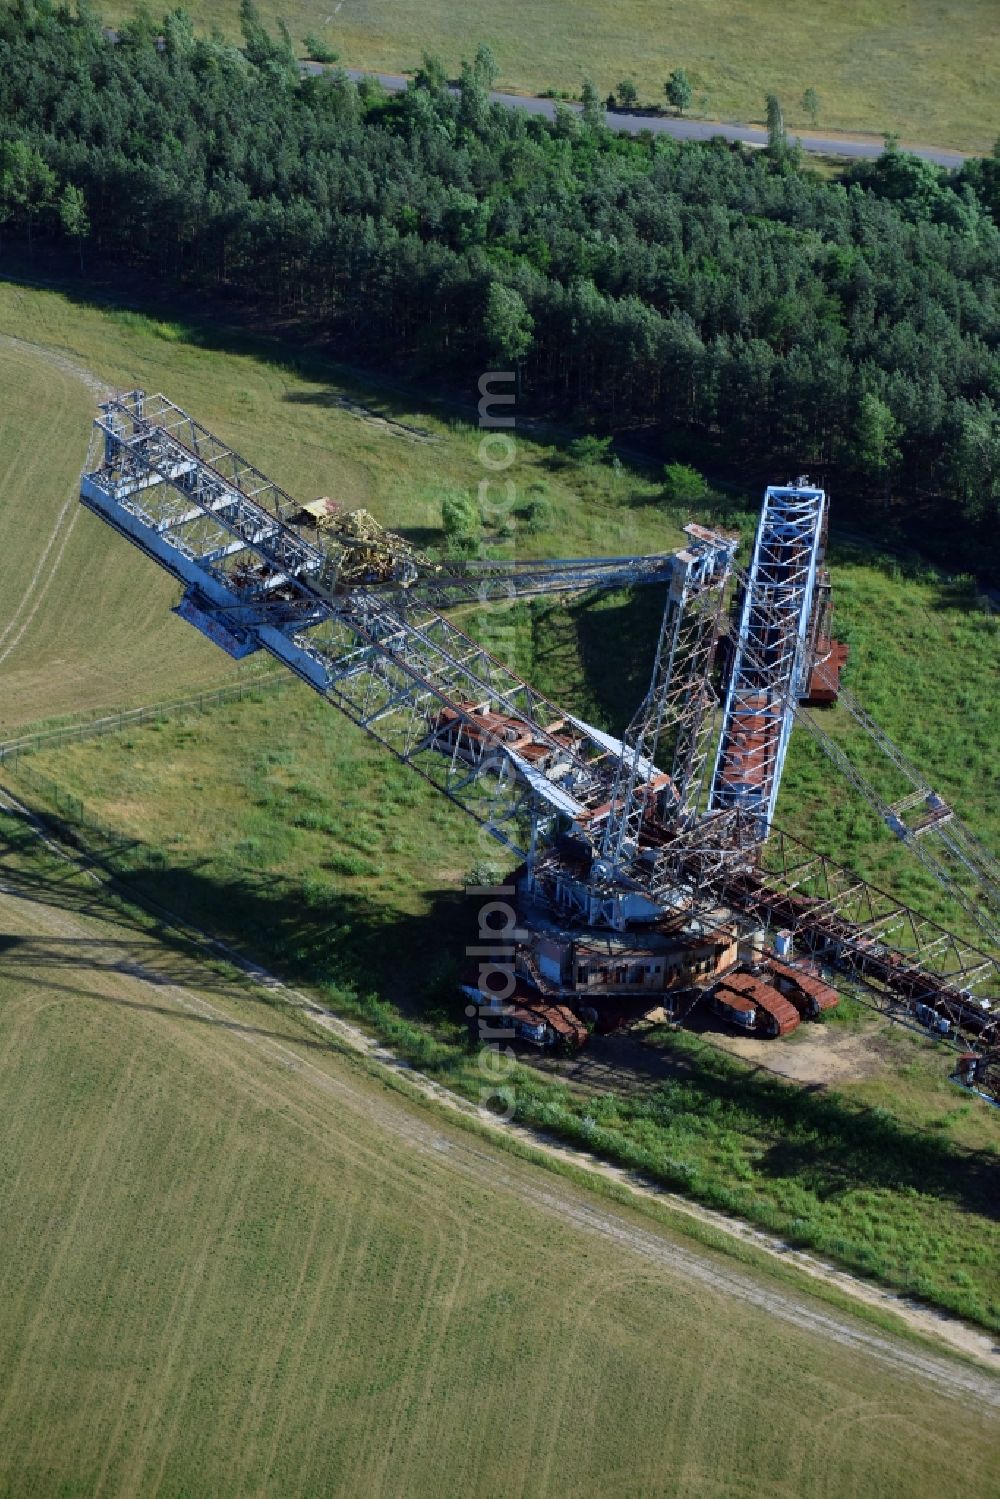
[[0, 333, 108, 400], [2, 781, 999, 1395]]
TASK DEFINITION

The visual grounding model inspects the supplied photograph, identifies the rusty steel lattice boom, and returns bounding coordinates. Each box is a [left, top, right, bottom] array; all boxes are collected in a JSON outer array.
[[642, 806, 999, 1040], [599, 525, 736, 868], [707, 570, 1000, 951], [80, 391, 688, 852], [78, 394, 998, 1069]]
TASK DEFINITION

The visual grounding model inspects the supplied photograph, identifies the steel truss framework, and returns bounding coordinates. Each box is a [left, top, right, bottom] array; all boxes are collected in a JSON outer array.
[[748, 821, 999, 1041], [79, 395, 998, 1060], [387, 554, 681, 610], [83, 392, 684, 850], [702, 570, 1000, 951], [599, 525, 736, 868], [183, 552, 683, 617], [639, 808, 1000, 1044], [709, 484, 825, 833]]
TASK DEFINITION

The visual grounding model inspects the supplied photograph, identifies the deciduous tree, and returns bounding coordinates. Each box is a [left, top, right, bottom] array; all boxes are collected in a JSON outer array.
[[58, 183, 89, 270], [666, 69, 692, 116]]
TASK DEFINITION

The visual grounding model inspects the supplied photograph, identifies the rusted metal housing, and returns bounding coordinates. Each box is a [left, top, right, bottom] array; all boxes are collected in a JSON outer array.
[[727, 865, 997, 1042], [713, 988, 757, 1029], [765, 956, 840, 1017], [802, 638, 849, 705], [462, 971, 589, 1050], [434, 704, 577, 769], [714, 971, 800, 1036]]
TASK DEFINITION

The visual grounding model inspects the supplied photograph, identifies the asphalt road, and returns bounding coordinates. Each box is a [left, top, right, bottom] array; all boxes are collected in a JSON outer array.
[[99, 31, 970, 165], [319, 66, 970, 168]]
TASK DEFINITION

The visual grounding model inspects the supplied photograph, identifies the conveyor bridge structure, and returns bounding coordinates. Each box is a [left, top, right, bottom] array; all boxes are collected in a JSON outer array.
[[81, 392, 699, 854], [78, 394, 999, 1072]]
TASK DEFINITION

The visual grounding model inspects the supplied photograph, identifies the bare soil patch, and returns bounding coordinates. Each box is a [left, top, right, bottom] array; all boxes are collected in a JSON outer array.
[[708, 1022, 887, 1087]]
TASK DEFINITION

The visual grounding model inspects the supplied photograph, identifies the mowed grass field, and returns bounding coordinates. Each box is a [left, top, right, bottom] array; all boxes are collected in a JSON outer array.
[[0, 330, 254, 734], [1, 810, 999, 1498], [99, 0, 1000, 153]]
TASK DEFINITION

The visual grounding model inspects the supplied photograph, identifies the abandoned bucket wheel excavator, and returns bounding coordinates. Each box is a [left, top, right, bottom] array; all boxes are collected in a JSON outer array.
[[78, 393, 1000, 1103]]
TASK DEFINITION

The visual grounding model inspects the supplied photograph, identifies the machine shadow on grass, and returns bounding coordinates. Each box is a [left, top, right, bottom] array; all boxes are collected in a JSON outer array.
[[643, 1035, 1000, 1220], [6, 795, 998, 1230], [0, 931, 343, 1053], [0, 842, 469, 1074], [520, 588, 665, 735], [0, 794, 467, 1028]]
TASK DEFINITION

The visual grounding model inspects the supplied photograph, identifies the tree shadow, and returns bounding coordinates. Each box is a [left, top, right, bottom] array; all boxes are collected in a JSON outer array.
[[931, 577, 998, 616], [393, 525, 442, 551], [826, 536, 998, 621], [1, 255, 458, 430]]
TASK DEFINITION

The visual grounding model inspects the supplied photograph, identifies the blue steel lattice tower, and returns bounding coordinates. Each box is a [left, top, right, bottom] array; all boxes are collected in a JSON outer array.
[[709, 482, 826, 837]]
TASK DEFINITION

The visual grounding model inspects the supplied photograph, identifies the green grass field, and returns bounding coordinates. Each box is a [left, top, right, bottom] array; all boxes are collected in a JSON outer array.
[[775, 556, 1000, 939], [17, 681, 1000, 1331], [1, 279, 998, 1333], [99, 0, 1000, 153], [1, 819, 997, 1497]]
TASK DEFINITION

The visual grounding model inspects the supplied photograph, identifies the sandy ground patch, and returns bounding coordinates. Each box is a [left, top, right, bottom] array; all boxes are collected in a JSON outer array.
[[708, 1022, 887, 1086]]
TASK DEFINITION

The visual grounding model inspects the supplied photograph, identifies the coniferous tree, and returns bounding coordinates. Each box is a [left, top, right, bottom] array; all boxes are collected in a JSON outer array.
[[0, 4, 993, 569]]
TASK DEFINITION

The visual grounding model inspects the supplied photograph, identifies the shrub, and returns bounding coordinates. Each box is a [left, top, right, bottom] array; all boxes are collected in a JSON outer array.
[[441, 487, 479, 532], [567, 434, 613, 466], [662, 462, 708, 505], [521, 494, 555, 533], [465, 860, 508, 889], [302, 34, 339, 64], [441, 486, 481, 547]]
